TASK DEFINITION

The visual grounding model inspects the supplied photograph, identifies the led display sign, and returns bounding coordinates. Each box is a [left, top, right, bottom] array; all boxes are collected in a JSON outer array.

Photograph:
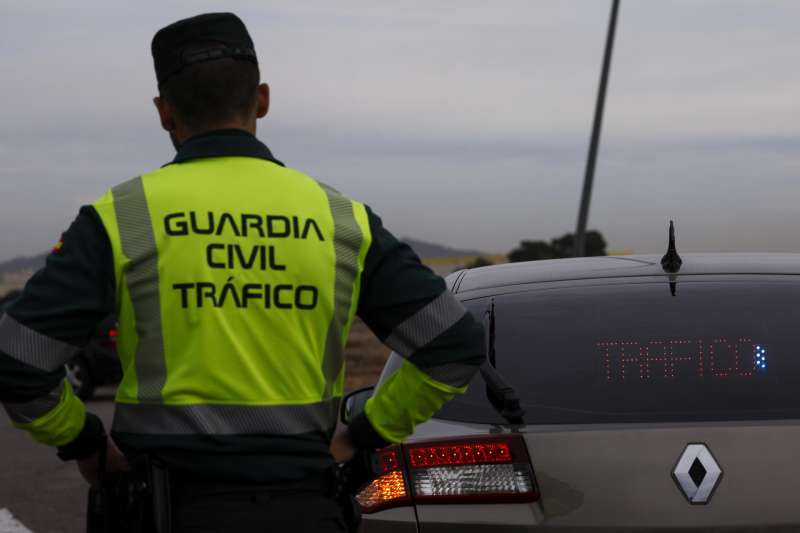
[[598, 338, 767, 382]]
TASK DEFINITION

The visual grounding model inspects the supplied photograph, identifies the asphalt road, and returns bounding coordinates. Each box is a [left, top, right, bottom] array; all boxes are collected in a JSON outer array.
[[0, 388, 116, 533]]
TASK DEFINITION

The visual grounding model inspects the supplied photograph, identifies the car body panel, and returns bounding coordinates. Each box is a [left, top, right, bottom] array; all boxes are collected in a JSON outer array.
[[454, 273, 800, 303], [361, 507, 419, 533], [415, 502, 545, 532], [456, 254, 800, 296], [521, 422, 800, 528]]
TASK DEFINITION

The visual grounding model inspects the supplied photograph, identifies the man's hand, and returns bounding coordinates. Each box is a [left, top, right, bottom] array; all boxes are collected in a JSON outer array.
[[77, 436, 131, 486], [330, 427, 356, 463]]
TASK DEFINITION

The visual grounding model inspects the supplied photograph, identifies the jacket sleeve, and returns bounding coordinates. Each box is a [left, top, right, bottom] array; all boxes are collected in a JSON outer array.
[[0, 206, 114, 460], [348, 207, 485, 449]]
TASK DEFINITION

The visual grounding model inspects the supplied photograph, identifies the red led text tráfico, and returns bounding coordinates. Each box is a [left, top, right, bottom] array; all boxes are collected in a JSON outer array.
[[597, 338, 764, 382]]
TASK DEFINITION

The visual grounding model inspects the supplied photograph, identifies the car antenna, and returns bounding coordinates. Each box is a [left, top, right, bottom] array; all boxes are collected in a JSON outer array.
[[481, 299, 525, 425], [661, 220, 682, 273], [660, 220, 681, 296]]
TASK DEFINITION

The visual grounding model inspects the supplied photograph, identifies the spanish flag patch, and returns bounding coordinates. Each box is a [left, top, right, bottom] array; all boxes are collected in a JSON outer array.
[[52, 238, 64, 254]]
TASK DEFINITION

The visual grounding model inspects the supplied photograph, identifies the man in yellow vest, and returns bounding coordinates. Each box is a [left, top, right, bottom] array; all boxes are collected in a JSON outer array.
[[0, 12, 484, 532]]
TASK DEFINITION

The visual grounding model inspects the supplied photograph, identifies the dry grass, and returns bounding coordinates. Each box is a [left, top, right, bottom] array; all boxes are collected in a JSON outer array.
[[0, 271, 32, 298], [344, 318, 390, 390]]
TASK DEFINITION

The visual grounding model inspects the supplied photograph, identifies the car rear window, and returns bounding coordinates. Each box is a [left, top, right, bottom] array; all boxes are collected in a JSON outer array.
[[436, 279, 800, 425]]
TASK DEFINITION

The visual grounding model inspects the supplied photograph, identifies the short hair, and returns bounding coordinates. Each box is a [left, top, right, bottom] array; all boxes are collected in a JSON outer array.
[[160, 55, 259, 132]]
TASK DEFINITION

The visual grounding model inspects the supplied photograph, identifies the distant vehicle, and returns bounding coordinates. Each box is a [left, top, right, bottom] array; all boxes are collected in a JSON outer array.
[[345, 254, 800, 530], [0, 290, 120, 400]]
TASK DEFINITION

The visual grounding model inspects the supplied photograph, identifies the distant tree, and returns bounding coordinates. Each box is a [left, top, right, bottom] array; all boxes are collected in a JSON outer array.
[[508, 230, 607, 262], [583, 230, 608, 257], [550, 230, 606, 257], [549, 233, 575, 258], [465, 256, 493, 269], [508, 240, 556, 262]]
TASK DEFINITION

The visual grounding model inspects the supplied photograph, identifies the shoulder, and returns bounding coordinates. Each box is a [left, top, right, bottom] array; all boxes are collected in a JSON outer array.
[[91, 173, 150, 208], [278, 165, 369, 211]]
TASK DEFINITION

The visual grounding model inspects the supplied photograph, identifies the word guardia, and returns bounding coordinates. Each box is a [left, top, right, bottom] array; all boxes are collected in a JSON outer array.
[[164, 211, 325, 240]]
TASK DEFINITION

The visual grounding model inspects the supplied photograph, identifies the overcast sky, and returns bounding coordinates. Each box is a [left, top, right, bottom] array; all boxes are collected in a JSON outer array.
[[1, 1, 798, 262]]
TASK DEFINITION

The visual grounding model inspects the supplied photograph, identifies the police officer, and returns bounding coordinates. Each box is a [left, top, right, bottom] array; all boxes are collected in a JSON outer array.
[[0, 12, 484, 532]]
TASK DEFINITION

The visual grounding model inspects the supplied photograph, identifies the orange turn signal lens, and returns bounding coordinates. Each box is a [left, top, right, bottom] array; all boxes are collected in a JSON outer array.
[[355, 446, 412, 513], [355, 471, 408, 510]]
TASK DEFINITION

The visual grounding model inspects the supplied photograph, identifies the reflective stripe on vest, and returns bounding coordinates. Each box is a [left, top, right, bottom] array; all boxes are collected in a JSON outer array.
[[320, 184, 364, 397], [112, 177, 166, 402], [113, 398, 339, 436], [93, 158, 371, 435]]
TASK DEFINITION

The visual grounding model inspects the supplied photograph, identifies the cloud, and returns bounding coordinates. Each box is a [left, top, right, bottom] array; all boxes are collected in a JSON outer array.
[[0, 1, 798, 261]]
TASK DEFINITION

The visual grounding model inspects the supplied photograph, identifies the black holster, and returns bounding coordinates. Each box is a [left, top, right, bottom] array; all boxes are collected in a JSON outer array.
[[336, 450, 381, 533], [86, 453, 172, 533]]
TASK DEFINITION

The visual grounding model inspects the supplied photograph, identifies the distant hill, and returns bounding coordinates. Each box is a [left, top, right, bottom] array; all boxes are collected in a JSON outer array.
[[0, 252, 47, 274], [0, 239, 484, 273], [403, 238, 484, 259]]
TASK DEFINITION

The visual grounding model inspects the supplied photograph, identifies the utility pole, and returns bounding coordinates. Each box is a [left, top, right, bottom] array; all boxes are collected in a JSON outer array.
[[574, 0, 620, 257]]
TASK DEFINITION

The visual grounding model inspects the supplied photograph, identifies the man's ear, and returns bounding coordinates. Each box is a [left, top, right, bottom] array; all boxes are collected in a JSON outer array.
[[256, 83, 269, 119], [153, 96, 176, 132]]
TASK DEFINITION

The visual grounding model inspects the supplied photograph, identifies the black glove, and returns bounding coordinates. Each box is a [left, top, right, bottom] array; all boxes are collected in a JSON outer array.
[[338, 449, 376, 497], [335, 449, 379, 533]]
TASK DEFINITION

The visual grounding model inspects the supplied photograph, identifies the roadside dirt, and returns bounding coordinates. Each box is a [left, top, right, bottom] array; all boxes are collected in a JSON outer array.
[[345, 318, 390, 390]]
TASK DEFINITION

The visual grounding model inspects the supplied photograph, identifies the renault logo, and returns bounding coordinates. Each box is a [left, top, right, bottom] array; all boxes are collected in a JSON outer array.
[[672, 443, 723, 505]]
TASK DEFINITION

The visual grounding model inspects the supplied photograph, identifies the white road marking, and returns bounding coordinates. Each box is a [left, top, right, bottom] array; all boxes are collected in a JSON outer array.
[[0, 509, 33, 533]]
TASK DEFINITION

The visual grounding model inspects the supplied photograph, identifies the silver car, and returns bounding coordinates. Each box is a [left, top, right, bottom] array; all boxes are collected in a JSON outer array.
[[345, 254, 800, 531]]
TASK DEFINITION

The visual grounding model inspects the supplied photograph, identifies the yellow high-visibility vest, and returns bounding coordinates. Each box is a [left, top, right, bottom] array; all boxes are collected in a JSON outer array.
[[92, 156, 372, 436]]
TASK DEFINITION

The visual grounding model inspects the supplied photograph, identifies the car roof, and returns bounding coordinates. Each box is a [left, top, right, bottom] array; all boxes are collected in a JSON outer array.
[[454, 253, 800, 293]]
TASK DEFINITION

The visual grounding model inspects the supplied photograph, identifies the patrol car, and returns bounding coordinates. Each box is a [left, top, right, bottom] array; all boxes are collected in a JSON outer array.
[[346, 253, 800, 530]]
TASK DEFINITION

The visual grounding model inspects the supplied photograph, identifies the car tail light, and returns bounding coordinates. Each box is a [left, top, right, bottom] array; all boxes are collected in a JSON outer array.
[[355, 435, 538, 514], [108, 328, 118, 348], [355, 446, 412, 513]]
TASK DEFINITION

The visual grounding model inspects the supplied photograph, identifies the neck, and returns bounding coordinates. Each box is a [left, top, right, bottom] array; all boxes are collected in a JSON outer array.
[[175, 119, 256, 145]]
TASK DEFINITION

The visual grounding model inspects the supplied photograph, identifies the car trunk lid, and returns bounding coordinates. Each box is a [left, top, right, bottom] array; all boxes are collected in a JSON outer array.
[[525, 421, 800, 528]]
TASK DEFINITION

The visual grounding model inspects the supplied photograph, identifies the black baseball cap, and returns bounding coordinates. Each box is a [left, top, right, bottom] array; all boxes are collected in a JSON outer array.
[[151, 12, 258, 86]]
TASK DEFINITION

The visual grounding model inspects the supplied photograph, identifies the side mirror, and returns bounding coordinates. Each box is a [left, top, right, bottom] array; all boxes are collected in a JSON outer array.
[[340, 386, 375, 425]]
